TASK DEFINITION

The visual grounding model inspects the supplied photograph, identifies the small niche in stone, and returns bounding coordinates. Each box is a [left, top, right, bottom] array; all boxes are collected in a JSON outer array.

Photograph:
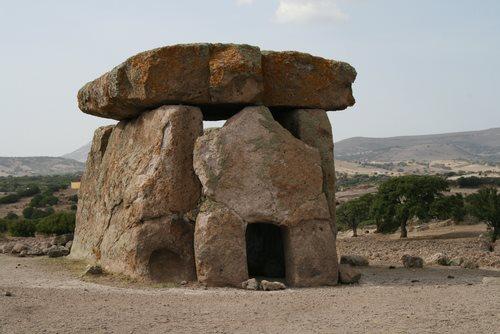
[[70, 43, 356, 287]]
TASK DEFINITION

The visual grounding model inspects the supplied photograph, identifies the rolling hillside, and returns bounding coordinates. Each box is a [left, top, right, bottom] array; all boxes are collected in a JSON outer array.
[[335, 128, 500, 163], [0, 157, 84, 177]]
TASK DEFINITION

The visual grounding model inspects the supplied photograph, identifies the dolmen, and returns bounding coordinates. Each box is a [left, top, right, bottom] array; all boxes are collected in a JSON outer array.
[[70, 43, 356, 287]]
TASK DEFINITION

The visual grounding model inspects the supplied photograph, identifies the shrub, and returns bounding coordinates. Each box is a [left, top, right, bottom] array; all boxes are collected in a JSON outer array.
[[466, 187, 500, 241], [29, 193, 59, 208], [23, 206, 54, 219], [16, 184, 40, 197], [36, 211, 76, 235], [7, 220, 37, 237], [0, 219, 7, 233], [4, 212, 19, 220], [0, 194, 20, 204], [68, 194, 78, 203], [70, 204, 77, 211]]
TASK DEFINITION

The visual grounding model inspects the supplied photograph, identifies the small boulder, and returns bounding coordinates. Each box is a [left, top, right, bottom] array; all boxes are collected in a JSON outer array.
[[84, 264, 103, 275], [51, 234, 73, 246], [47, 245, 70, 258], [461, 260, 478, 269], [338, 264, 361, 284], [401, 255, 423, 268], [426, 253, 449, 266], [415, 224, 429, 232], [0, 243, 14, 254], [11, 243, 28, 254], [261, 280, 286, 291], [242, 278, 259, 290], [340, 255, 369, 267], [482, 277, 500, 285], [18, 250, 27, 257], [65, 241, 73, 251], [27, 247, 44, 256], [448, 257, 463, 266]]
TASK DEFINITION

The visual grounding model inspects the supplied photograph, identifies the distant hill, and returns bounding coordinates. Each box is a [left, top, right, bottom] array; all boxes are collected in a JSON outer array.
[[335, 128, 500, 163], [62, 142, 91, 163], [0, 157, 84, 177]]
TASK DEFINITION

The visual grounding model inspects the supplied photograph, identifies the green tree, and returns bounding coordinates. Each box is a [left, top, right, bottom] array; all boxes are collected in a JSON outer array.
[[36, 211, 76, 235], [430, 194, 465, 222], [371, 175, 449, 238], [337, 193, 375, 237], [466, 187, 500, 241]]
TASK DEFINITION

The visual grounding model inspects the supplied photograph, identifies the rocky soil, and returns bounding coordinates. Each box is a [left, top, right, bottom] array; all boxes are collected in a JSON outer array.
[[337, 223, 500, 268], [0, 255, 499, 334]]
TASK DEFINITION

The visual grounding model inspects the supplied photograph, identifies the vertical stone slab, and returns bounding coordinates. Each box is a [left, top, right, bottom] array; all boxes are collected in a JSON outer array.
[[283, 220, 338, 287], [71, 105, 203, 281], [273, 109, 337, 236], [194, 200, 248, 287], [70, 125, 114, 261]]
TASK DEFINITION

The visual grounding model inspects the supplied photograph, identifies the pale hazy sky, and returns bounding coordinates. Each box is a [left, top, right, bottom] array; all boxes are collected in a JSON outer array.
[[0, 0, 499, 156]]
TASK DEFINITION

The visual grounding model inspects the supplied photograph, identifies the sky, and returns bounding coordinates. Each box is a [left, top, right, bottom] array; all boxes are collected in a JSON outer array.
[[0, 0, 499, 156]]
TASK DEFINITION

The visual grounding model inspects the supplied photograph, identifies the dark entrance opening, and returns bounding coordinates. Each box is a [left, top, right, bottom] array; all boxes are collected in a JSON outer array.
[[245, 223, 285, 278]]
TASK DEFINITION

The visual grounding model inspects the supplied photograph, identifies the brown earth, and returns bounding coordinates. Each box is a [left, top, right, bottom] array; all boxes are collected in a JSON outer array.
[[0, 254, 498, 334], [1, 222, 499, 333], [338, 223, 500, 268]]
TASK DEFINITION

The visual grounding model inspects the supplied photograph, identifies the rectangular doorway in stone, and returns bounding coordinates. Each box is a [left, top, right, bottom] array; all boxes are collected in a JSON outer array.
[[245, 223, 285, 279]]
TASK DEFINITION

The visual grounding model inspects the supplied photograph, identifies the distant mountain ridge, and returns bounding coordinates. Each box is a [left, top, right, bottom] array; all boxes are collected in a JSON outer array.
[[0, 157, 84, 177], [3, 127, 496, 177], [62, 142, 91, 163], [335, 127, 500, 163]]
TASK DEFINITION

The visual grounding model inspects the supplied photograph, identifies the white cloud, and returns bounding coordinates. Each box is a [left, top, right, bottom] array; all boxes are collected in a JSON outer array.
[[275, 0, 348, 23], [236, 0, 255, 5]]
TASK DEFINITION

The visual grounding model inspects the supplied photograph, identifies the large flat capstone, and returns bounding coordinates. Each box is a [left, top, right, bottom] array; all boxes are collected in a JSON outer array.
[[78, 43, 356, 121]]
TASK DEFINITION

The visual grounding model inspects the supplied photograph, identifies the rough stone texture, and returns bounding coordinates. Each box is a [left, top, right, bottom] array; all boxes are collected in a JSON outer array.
[[262, 51, 356, 111], [11, 243, 28, 254], [338, 264, 361, 284], [47, 246, 70, 258], [70, 105, 203, 281], [340, 255, 369, 267], [78, 44, 262, 121], [401, 255, 424, 268], [273, 109, 337, 236], [194, 106, 326, 223], [193, 106, 338, 287], [194, 200, 248, 287], [261, 280, 286, 291], [241, 278, 259, 290], [426, 253, 449, 266], [78, 44, 356, 121]]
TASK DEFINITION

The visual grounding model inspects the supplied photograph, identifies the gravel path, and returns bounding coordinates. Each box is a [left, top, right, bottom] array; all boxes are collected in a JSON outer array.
[[0, 255, 499, 334]]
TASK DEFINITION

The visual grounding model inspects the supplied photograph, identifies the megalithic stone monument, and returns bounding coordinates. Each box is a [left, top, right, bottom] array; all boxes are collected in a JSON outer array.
[[70, 43, 356, 287]]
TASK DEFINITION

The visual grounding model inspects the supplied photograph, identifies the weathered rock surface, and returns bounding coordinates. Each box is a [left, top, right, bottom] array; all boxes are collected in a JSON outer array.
[[242, 278, 259, 290], [401, 255, 424, 268], [78, 44, 356, 121], [194, 106, 326, 223], [261, 280, 286, 291], [47, 245, 70, 258], [338, 264, 361, 284], [194, 200, 248, 287], [11, 243, 28, 254], [70, 105, 203, 281], [262, 51, 356, 111], [193, 106, 338, 287], [426, 253, 449, 266], [340, 255, 369, 267], [273, 109, 337, 235]]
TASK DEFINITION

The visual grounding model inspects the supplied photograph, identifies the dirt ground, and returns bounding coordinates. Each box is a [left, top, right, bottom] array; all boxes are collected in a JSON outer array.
[[1, 253, 499, 333], [338, 223, 500, 268]]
